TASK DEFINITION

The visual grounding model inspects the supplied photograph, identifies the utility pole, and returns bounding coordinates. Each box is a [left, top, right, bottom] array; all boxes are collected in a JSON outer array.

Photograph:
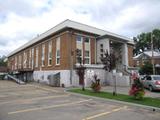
[[151, 32, 155, 74]]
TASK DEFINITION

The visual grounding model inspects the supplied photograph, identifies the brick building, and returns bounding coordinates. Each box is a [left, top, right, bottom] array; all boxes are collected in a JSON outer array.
[[7, 20, 134, 87], [133, 51, 160, 74]]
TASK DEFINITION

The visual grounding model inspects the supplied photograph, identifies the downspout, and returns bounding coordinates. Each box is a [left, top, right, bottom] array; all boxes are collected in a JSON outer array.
[[69, 30, 73, 85]]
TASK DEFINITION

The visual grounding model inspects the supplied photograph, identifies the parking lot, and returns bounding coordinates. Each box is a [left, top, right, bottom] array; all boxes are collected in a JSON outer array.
[[0, 80, 160, 120]]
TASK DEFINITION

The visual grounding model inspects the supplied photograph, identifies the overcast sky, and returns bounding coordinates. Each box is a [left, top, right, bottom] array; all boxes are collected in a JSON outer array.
[[0, 0, 160, 56]]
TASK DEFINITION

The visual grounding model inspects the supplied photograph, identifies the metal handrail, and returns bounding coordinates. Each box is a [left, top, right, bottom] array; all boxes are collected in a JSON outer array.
[[7, 74, 25, 85]]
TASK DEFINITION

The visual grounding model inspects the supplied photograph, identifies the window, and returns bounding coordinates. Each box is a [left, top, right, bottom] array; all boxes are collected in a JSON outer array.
[[15, 56, 17, 69], [85, 50, 89, 57], [42, 44, 45, 66], [31, 48, 34, 69], [100, 49, 103, 52], [56, 37, 60, 65], [100, 44, 103, 48], [84, 37, 90, 43], [84, 50, 90, 64], [76, 49, 82, 64], [146, 76, 152, 80], [136, 61, 139, 66], [76, 35, 82, 42], [18, 55, 22, 69], [48, 41, 52, 66], [23, 52, 27, 68], [29, 49, 32, 68], [11, 58, 14, 70], [35, 47, 39, 67]]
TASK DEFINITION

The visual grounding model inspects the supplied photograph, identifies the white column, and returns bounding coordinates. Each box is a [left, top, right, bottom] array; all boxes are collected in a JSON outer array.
[[123, 43, 128, 66]]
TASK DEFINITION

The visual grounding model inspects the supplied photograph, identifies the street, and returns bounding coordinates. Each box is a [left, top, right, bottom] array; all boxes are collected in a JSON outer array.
[[0, 80, 159, 120]]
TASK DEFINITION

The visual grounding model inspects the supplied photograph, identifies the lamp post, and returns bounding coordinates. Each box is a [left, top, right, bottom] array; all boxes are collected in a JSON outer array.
[[151, 32, 155, 74]]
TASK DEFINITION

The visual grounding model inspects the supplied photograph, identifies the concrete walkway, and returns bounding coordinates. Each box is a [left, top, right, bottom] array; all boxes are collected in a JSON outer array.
[[101, 86, 160, 99]]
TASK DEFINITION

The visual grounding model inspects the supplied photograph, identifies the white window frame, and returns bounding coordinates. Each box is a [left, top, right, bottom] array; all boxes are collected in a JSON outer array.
[[18, 55, 22, 69], [35, 47, 39, 67], [29, 49, 32, 68], [31, 48, 34, 69], [76, 35, 83, 64], [48, 41, 52, 66], [41, 44, 45, 67], [15, 56, 17, 70], [56, 37, 60, 65], [12, 58, 14, 70], [23, 52, 27, 68], [84, 37, 90, 64], [84, 50, 90, 64]]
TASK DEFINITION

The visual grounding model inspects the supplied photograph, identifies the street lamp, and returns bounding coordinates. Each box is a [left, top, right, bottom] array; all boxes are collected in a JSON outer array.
[[151, 32, 155, 74]]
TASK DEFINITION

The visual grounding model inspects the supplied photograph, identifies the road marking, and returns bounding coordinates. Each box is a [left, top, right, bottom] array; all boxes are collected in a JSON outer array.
[[82, 106, 127, 120], [28, 85, 59, 93], [8, 99, 92, 115], [0, 94, 70, 105]]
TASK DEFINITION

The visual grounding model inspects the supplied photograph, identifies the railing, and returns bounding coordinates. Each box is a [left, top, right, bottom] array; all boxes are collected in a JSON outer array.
[[7, 74, 25, 85], [117, 64, 131, 75]]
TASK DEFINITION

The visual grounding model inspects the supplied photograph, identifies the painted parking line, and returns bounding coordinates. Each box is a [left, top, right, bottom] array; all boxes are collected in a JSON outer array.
[[28, 85, 59, 93], [0, 90, 50, 98], [0, 94, 70, 105], [82, 106, 127, 120], [8, 99, 92, 115]]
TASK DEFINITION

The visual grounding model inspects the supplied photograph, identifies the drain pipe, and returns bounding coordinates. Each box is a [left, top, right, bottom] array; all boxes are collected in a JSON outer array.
[[69, 30, 74, 86]]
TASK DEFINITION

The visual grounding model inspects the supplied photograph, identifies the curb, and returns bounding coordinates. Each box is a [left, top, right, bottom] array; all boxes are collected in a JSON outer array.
[[65, 90, 160, 112]]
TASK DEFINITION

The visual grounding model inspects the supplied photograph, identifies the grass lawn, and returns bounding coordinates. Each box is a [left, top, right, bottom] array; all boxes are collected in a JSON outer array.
[[69, 89, 160, 108]]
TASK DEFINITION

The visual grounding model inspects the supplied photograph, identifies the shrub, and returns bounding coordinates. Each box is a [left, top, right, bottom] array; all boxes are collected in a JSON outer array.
[[91, 74, 101, 92], [129, 78, 145, 100]]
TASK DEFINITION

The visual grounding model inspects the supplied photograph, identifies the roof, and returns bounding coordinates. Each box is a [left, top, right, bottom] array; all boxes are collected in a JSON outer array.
[[8, 19, 133, 57], [133, 51, 160, 59]]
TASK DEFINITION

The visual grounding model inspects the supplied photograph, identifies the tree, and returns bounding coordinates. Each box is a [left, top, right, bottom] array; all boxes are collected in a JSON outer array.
[[0, 56, 7, 66], [100, 50, 117, 95], [139, 62, 153, 75], [100, 50, 116, 71], [133, 29, 160, 55], [75, 49, 86, 91]]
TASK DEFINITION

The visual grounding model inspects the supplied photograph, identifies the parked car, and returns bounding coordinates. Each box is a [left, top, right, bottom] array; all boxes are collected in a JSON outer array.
[[139, 75, 145, 84], [143, 75, 160, 91]]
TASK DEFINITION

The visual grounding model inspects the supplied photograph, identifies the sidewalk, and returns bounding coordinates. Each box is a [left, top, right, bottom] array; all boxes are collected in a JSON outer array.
[[101, 86, 160, 99]]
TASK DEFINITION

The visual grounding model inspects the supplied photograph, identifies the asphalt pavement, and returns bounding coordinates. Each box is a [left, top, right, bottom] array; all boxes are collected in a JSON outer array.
[[0, 80, 159, 120]]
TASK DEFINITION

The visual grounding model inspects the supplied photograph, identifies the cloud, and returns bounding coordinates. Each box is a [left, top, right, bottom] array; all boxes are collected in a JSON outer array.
[[0, 0, 51, 17], [0, 0, 160, 56]]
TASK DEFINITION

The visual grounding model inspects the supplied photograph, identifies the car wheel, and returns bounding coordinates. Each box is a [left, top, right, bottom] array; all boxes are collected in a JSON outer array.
[[149, 86, 153, 92]]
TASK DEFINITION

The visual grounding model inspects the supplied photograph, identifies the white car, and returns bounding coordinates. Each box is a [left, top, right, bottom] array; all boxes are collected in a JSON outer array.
[[143, 75, 160, 91]]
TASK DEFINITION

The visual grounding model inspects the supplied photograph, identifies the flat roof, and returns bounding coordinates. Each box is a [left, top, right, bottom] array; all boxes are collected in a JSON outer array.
[[8, 19, 133, 57]]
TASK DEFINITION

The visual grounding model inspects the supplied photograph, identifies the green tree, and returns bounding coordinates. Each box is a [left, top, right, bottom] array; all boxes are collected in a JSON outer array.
[[133, 29, 160, 55], [100, 50, 116, 71], [0, 56, 7, 66], [75, 49, 86, 91], [100, 50, 117, 95], [139, 62, 153, 75]]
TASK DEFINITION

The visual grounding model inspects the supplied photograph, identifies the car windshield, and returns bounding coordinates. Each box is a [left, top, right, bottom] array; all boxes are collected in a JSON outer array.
[[153, 76, 160, 80]]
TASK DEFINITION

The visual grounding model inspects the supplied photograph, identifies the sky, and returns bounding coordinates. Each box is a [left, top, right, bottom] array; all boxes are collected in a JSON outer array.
[[0, 0, 160, 56]]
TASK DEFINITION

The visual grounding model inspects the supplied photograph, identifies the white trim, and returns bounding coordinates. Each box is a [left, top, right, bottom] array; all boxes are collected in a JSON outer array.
[[23, 51, 27, 68], [35, 47, 39, 67], [29, 49, 32, 68], [15, 56, 17, 70], [56, 37, 60, 65], [31, 48, 34, 69], [41, 44, 45, 67], [84, 38, 91, 65], [48, 40, 52, 66], [8, 19, 133, 57]]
